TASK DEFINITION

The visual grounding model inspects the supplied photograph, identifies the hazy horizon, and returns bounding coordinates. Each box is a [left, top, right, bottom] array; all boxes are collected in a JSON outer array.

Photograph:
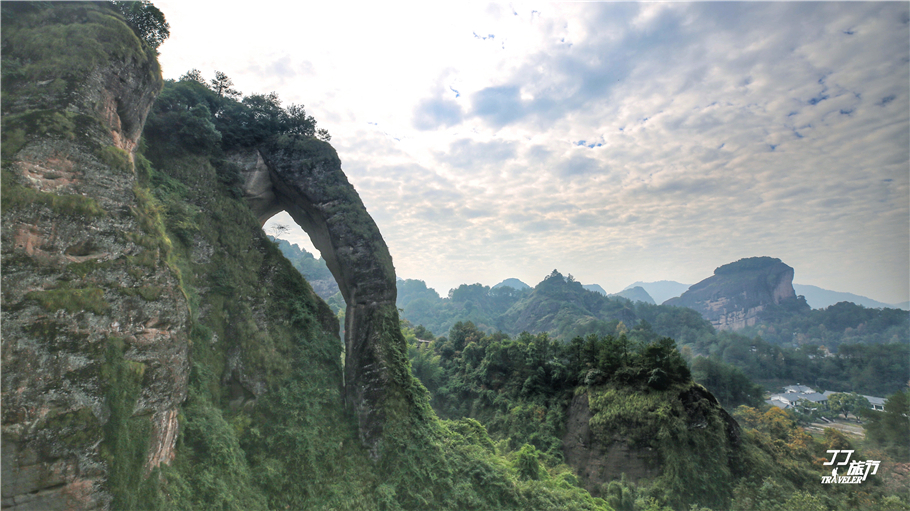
[[272, 232, 910, 308], [156, 1, 909, 304]]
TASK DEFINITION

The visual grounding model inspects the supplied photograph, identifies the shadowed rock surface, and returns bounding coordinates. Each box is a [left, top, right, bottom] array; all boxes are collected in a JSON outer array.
[[234, 138, 411, 457], [1, 4, 185, 509], [563, 392, 658, 494]]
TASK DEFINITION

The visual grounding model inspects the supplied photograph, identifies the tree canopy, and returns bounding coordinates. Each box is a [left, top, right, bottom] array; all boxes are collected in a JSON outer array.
[[826, 392, 871, 419], [111, 1, 169, 49], [143, 71, 330, 158], [863, 389, 910, 461]]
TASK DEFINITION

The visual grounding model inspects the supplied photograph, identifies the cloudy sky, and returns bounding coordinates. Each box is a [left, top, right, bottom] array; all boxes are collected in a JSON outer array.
[[154, 1, 909, 304]]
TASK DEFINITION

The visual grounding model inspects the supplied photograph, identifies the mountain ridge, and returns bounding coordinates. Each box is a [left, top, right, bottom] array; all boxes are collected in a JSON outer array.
[[609, 286, 656, 304], [794, 283, 908, 310], [623, 280, 691, 304]]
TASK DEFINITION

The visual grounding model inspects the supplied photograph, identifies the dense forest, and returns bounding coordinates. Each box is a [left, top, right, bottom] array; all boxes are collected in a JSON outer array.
[[2, 3, 907, 511], [401, 320, 910, 510], [378, 270, 910, 397]]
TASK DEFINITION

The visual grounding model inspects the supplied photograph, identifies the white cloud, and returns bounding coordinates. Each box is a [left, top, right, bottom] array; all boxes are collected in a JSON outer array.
[[158, 1, 908, 304]]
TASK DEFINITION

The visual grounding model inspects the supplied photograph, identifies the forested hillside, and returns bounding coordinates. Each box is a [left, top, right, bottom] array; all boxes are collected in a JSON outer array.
[[386, 270, 910, 397], [0, 4, 612, 509], [3, 3, 906, 511], [402, 321, 910, 510], [269, 236, 339, 299], [252, 237, 910, 399]]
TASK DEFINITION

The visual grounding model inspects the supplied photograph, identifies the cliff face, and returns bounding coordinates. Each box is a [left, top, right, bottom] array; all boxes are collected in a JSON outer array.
[[664, 257, 803, 331], [1, 4, 434, 508], [231, 137, 415, 457], [562, 392, 658, 494], [564, 383, 742, 508], [2, 4, 184, 509]]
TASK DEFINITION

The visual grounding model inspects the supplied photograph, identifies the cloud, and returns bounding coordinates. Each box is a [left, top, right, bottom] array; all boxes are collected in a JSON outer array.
[[434, 138, 517, 170], [159, 1, 908, 303], [471, 85, 527, 127], [412, 97, 463, 131], [555, 153, 604, 179], [242, 54, 315, 89]]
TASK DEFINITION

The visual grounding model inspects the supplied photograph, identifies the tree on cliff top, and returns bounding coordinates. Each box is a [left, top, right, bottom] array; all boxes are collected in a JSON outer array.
[[211, 71, 242, 98], [111, 1, 169, 49]]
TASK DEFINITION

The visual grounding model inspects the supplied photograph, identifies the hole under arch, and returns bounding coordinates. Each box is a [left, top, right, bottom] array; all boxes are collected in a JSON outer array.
[[264, 211, 320, 258], [262, 210, 348, 340]]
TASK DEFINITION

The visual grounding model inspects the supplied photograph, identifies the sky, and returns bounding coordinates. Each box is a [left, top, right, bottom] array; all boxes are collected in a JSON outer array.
[[153, 1, 909, 304]]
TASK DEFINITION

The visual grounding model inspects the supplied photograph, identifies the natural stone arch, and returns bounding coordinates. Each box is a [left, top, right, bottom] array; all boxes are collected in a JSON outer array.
[[232, 137, 410, 457]]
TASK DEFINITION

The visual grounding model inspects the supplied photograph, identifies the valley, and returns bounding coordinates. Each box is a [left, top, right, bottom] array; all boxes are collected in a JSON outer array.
[[1, 3, 907, 511]]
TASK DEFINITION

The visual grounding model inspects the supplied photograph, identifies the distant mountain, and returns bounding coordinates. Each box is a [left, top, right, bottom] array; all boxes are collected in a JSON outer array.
[[664, 257, 808, 331], [610, 286, 656, 304], [492, 278, 531, 290], [793, 284, 907, 310], [271, 237, 339, 299], [624, 281, 690, 305], [397, 279, 442, 308], [501, 271, 635, 338], [583, 283, 607, 295]]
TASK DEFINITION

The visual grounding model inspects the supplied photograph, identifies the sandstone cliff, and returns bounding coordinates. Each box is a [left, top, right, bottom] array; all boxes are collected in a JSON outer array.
[[231, 137, 417, 458], [2, 4, 184, 508], [0, 4, 756, 510], [664, 256, 808, 331], [563, 383, 742, 506], [4, 5, 600, 510]]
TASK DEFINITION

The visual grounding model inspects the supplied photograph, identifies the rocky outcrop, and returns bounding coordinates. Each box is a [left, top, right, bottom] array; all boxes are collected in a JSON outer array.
[[564, 385, 742, 500], [664, 257, 802, 331], [1, 5, 187, 509], [233, 138, 412, 458], [563, 392, 658, 494]]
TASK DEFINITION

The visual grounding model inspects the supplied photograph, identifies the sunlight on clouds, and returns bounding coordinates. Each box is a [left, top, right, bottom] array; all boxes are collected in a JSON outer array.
[[155, 1, 908, 303]]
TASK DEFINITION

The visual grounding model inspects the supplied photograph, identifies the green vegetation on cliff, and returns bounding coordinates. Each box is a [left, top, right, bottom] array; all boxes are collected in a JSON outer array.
[[130, 74, 614, 510], [404, 320, 910, 510], [4, 4, 907, 511], [402, 320, 741, 509]]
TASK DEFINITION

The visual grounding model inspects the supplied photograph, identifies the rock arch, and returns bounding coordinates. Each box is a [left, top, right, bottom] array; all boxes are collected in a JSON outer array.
[[232, 137, 409, 457]]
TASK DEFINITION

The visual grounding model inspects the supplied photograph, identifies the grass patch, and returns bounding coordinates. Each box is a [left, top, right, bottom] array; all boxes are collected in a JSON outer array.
[[99, 145, 132, 173], [26, 286, 109, 315], [67, 258, 112, 278], [118, 285, 164, 301], [1, 168, 105, 217]]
